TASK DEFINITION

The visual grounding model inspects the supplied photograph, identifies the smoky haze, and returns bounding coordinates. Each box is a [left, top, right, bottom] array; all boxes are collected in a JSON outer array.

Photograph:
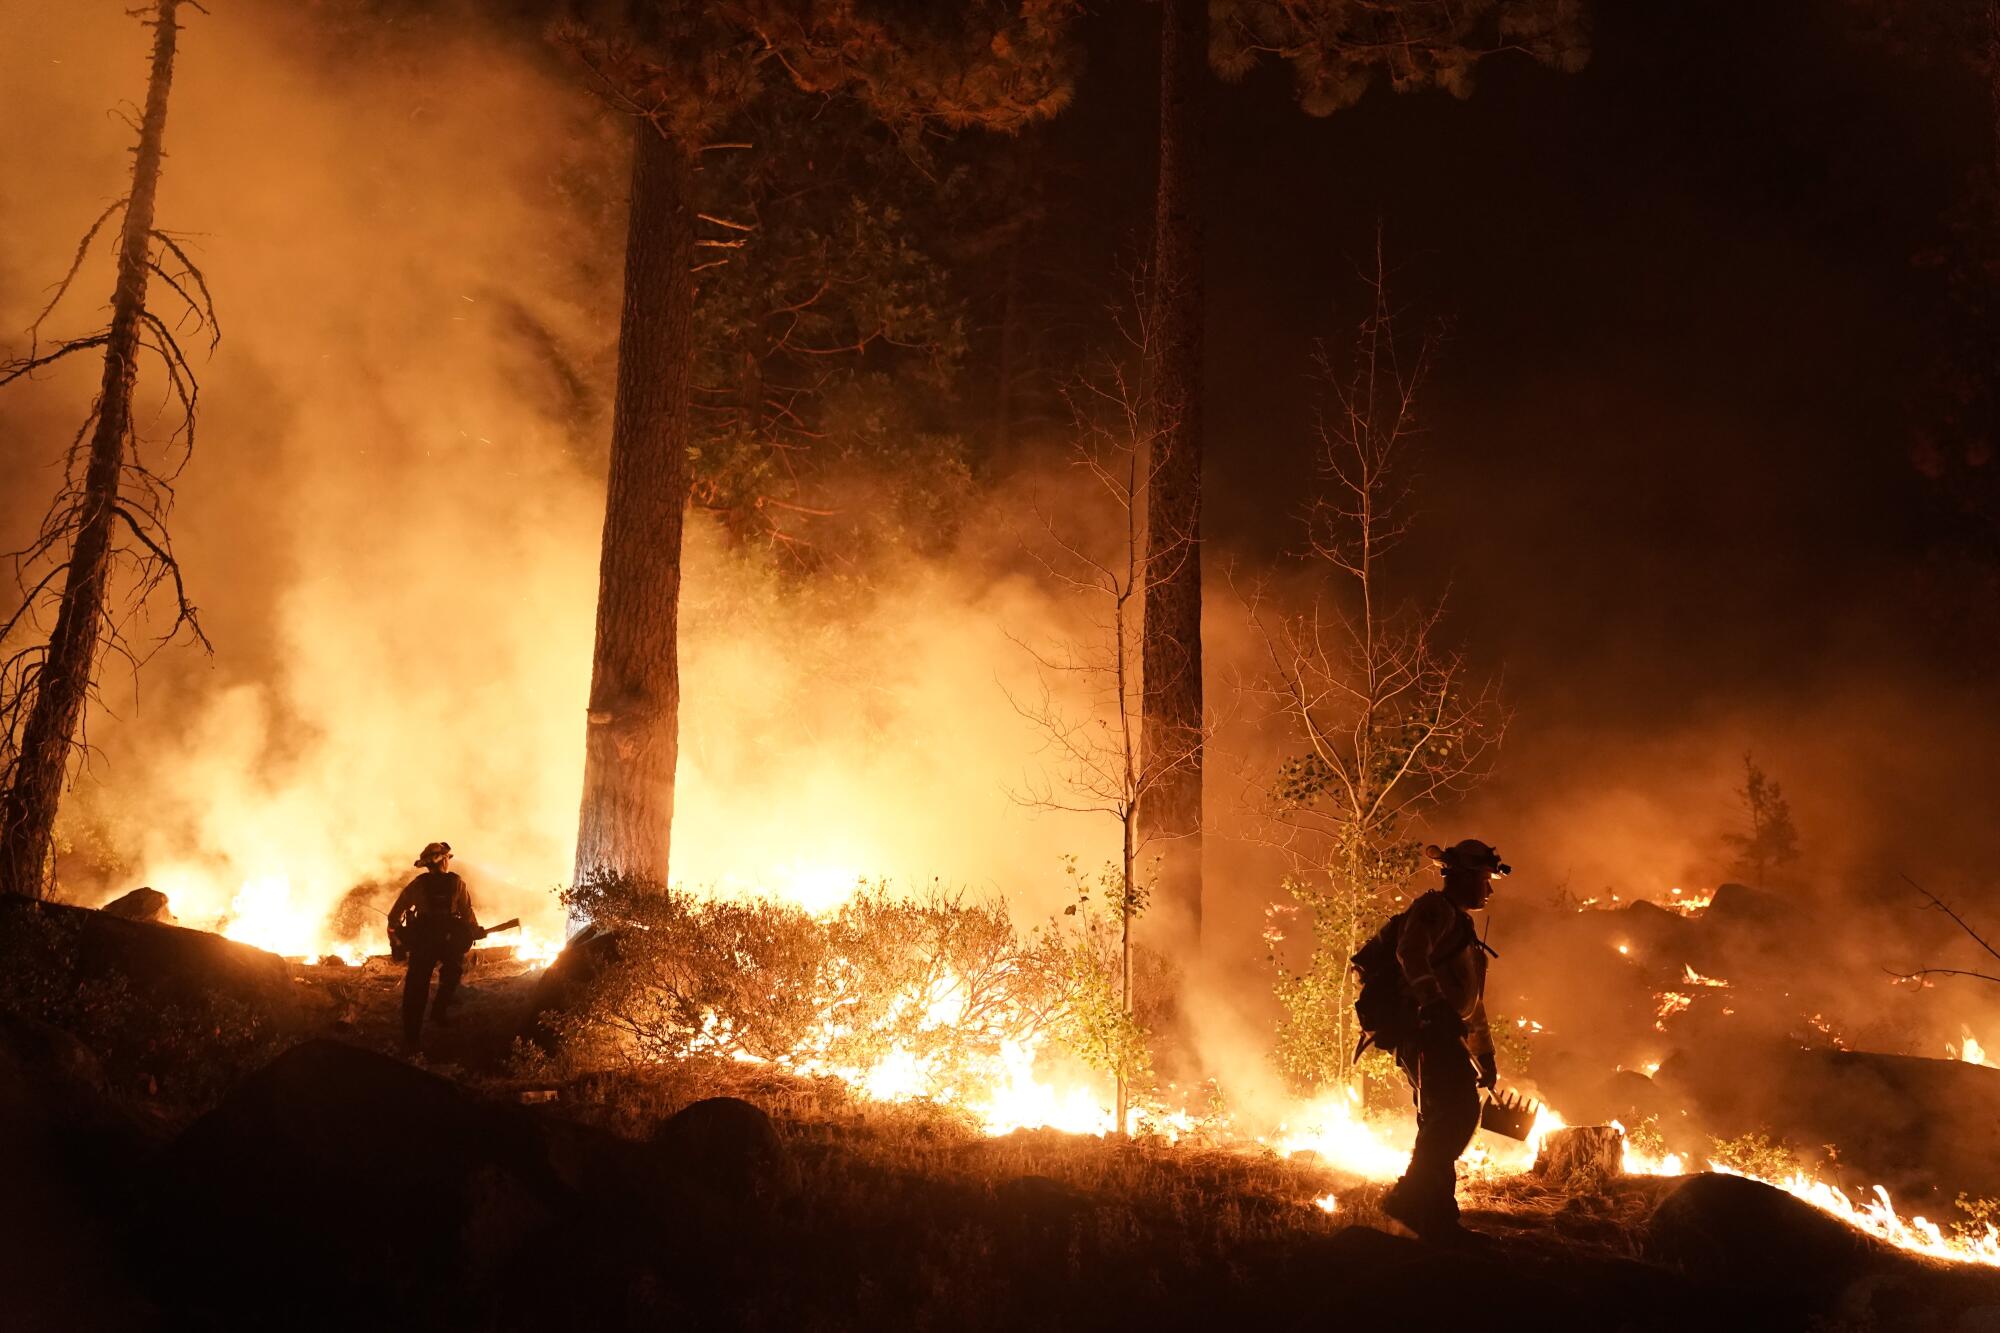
[[2, 0, 1997, 1089], [0, 2, 1112, 951]]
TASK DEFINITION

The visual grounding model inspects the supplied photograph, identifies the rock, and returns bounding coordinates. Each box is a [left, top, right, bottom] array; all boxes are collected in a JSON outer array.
[[1657, 1039, 2000, 1209], [0, 1011, 108, 1098], [0, 1015, 161, 1330], [652, 1095, 791, 1199], [0, 896, 301, 1033], [1704, 882, 1792, 928], [1534, 1125, 1625, 1182], [520, 923, 624, 1051], [99, 886, 176, 926], [1576, 1069, 1663, 1127], [1645, 1171, 1887, 1291], [150, 1039, 705, 1326]]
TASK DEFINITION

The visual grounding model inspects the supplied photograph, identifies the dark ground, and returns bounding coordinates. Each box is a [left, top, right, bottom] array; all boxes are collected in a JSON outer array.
[[5, 897, 2000, 1332]]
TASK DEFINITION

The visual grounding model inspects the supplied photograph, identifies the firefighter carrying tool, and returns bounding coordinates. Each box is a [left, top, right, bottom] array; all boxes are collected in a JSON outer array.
[[387, 840, 488, 1049]]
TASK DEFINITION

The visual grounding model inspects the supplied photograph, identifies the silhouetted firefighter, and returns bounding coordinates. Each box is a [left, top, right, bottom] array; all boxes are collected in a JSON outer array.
[[388, 841, 486, 1049], [1353, 838, 1509, 1241]]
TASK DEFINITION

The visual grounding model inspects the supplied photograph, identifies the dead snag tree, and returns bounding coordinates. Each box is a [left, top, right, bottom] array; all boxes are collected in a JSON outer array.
[[555, 2, 1077, 898], [1010, 310, 1199, 1131], [1138, 0, 1588, 948], [0, 0, 213, 899]]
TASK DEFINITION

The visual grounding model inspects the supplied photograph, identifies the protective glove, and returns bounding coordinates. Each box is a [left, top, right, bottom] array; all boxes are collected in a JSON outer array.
[[1475, 1052, 1499, 1091], [1418, 1000, 1466, 1038]]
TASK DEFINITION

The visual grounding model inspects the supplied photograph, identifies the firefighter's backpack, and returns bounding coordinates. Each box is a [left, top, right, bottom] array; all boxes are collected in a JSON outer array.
[[1349, 908, 1418, 1059], [407, 871, 470, 950]]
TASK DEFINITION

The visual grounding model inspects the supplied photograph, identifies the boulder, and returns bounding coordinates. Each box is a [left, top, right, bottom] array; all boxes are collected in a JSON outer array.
[[149, 1039, 705, 1326], [0, 896, 300, 1032], [0, 1014, 161, 1330], [1534, 1124, 1625, 1182], [1704, 882, 1792, 930], [520, 923, 624, 1051], [1645, 1171, 1886, 1291], [652, 1095, 791, 1199], [99, 886, 176, 926], [1657, 1039, 2000, 1210], [1581, 1069, 1665, 1127]]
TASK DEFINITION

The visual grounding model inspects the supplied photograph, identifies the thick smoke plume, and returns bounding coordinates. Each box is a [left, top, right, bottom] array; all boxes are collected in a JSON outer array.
[[0, 3, 1104, 954]]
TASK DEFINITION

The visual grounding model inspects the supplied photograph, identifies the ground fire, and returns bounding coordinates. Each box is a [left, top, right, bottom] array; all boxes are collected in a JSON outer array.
[[10, 1, 2000, 1329]]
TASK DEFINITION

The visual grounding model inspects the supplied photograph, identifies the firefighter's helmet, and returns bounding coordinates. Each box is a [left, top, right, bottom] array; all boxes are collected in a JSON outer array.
[[1427, 839, 1510, 877], [415, 840, 453, 869]]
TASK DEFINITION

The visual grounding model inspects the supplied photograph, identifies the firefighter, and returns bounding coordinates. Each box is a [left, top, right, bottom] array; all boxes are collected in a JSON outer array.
[[387, 840, 485, 1048], [1379, 838, 1508, 1241]]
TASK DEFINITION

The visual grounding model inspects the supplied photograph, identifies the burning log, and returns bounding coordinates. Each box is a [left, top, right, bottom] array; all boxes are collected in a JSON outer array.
[[1533, 1125, 1625, 1183]]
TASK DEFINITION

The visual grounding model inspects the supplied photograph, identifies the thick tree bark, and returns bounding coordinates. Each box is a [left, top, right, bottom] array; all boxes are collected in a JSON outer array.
[[0, 0, 182, 898], [573, 122, 695, 892], [1139, 0, 1207, 945]]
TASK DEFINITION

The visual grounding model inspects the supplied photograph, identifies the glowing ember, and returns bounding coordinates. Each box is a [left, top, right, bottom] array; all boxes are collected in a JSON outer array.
[[1312, 1193, 1339, 1214], [1655, 992, 1691, 1029], [1682, 963, 1728, 988]]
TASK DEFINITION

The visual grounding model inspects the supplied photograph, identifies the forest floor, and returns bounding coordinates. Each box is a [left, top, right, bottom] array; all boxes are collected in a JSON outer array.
[[10, 911, 2000, 1331]]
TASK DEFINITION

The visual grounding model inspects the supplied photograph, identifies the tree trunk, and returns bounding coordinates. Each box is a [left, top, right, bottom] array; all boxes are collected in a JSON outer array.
[[1117, 807, 1135, 1135], [572, 121, 695, 894], [996, 248, 1020, 454], [0, 0, 182, 899], [1139, 0, 1207, 945]]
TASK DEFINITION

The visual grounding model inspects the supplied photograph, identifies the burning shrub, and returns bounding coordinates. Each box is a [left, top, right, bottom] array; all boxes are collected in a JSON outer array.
[[548, 869, 1146, 1122], [556, 872, 831, 1064], [1018, 862, 1173, 1106]]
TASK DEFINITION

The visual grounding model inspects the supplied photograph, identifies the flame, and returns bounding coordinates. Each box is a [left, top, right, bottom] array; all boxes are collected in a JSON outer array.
[[1951, 1029, 1992, 1067], [219, 874, 329, 959], [1613, 1131, 2000, 1266], [1272, 1093, 1415, 1180], [1666, 886, 1714, 916], [124, 866, 2000, 1267]]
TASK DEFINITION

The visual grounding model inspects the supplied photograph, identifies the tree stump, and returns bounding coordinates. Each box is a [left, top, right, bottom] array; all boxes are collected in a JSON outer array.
[[1534, 1124, 1626, 1182]]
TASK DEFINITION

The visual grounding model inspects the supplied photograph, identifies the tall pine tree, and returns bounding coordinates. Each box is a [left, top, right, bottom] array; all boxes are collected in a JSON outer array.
[[557, 2, 1078, 896]]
